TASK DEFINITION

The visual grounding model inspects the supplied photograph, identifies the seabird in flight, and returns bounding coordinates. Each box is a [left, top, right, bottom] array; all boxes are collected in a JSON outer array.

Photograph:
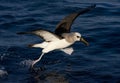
[[17, 4, 96, 68]]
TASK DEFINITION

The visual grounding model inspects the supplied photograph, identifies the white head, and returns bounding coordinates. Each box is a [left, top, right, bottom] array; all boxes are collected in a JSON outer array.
[[73, 32, 89, 46], [73, 32, 81, 41], [62, 32, 89, 46]]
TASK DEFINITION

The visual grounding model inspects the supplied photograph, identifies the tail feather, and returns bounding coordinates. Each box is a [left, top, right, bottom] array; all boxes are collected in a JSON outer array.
[[28, 43, 48, 48]]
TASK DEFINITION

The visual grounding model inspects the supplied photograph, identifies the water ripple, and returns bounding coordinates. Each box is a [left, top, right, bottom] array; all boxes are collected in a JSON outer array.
[[0, 0, 120, 83]]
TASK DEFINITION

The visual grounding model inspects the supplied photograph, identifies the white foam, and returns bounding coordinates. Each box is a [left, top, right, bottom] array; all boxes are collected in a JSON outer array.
[[0, 70, 8, 77], [0, 53, 10, 61]]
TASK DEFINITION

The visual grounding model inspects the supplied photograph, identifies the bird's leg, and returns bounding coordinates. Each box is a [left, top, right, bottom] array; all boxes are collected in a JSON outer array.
[[31, 53, 45, 68]]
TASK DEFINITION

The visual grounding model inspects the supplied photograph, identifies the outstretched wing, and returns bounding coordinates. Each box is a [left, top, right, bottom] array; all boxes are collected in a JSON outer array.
[[17, 29, 61, 42], [55, 4, 96, 35]]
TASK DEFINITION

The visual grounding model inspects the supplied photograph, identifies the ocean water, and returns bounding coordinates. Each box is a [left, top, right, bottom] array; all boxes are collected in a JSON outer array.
[[0, 0, 120, 83]]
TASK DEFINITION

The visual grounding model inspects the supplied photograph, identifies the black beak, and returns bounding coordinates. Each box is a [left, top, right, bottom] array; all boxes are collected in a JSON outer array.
[[80, 37, 89, 46]]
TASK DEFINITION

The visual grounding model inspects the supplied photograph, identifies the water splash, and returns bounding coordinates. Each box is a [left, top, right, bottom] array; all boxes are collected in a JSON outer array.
[[19, 59, 33, 68], [0, 69, 8, 78]]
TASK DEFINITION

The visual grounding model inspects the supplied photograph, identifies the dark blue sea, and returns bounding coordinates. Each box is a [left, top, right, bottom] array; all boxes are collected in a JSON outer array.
[[0, 0, 120, 83]]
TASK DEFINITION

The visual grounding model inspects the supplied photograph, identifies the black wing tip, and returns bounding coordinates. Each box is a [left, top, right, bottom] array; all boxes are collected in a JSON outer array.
[[77, 4, 96, 14], [17, 32, 27, 35], [16, 32, 31, 35], [28, 44, 34, 48]]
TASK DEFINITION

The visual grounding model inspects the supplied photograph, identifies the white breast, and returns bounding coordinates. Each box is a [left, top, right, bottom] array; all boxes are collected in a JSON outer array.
[[42, 39, 73, 53]]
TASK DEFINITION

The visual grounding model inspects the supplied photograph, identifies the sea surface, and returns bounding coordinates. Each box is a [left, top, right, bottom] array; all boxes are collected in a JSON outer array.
[[0, 0, 120, 83]]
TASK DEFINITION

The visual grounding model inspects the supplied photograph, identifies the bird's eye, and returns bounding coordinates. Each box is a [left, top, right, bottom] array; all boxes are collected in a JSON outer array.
[[77, 36, 80, 38]]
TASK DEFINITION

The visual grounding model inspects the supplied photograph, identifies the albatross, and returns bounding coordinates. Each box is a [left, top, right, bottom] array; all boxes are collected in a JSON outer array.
[[17, 4, 96, 68]]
